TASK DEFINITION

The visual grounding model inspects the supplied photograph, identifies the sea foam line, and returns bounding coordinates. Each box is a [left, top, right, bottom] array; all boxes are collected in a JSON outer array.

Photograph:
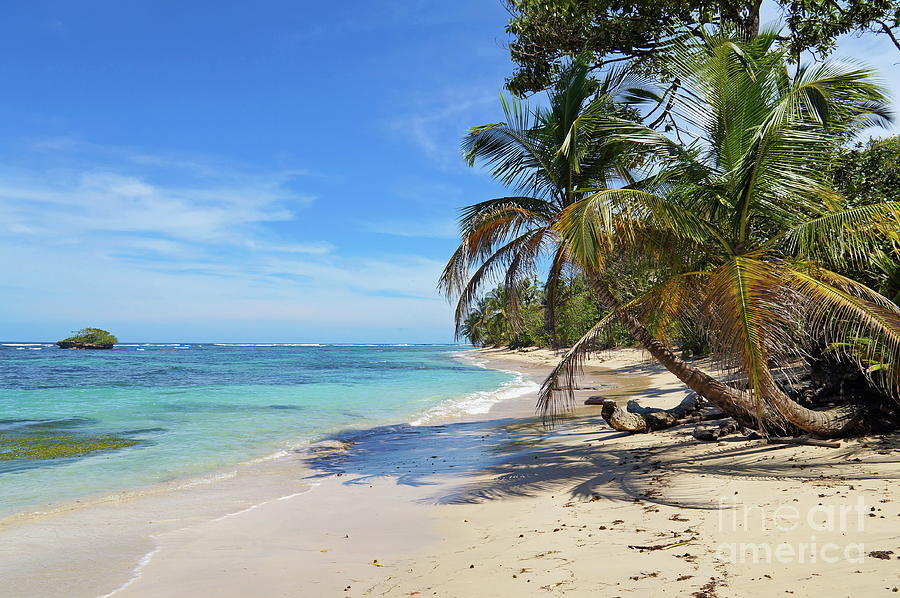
[[95, 545, 160, 598], [410, 353, 539, 426], [211, 485, 319, 522], [95, 483, 317, 597]]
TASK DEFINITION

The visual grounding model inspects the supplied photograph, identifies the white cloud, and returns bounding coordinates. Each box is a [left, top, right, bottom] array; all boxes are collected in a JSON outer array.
[[0, 170, 310, 244], [0, 141, 457, 340], [0, 240, 451, 332], [245, 241, 336, 255], [389, 87, 497, 169]]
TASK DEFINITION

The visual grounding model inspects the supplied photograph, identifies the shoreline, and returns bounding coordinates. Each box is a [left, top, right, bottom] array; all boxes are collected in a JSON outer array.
[[0, 347, 544, 597], [1, 347, 897, 597], [0, 347, 520, 523]]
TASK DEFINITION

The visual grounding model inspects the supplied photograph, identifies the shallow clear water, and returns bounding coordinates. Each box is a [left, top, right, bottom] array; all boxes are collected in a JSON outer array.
[[0, 343, 530, 516]]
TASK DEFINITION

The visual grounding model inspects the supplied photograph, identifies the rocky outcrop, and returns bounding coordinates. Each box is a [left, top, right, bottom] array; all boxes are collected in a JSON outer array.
[[56, 341, 114, 350]]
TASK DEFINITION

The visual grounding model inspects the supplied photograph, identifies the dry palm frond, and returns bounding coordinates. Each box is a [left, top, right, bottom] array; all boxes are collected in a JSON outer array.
[[537, 310, 622, 422], [788, 267, 900, 395], [447, 228, 549, 339]]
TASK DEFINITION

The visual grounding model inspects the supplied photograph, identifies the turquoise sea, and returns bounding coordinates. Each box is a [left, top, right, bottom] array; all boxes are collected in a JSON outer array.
[[0, 343, 533, 517]]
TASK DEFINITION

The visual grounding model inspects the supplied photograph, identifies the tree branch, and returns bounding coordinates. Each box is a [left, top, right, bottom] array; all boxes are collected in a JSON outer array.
[[876, 20, 900, 52]]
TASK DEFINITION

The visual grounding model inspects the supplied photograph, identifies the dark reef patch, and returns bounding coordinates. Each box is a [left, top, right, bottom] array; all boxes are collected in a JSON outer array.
[[0, 418, 143, 473]]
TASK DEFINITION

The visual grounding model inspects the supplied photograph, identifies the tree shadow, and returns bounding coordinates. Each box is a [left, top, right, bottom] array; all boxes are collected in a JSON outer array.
[[301, 417, 551, 487], [300, 413, 900, 510]]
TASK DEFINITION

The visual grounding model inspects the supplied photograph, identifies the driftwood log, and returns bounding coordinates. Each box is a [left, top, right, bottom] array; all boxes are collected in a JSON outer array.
[[594, 390, 850, 444], [692, 420, 740, 441], [599, 394, 710, 433]]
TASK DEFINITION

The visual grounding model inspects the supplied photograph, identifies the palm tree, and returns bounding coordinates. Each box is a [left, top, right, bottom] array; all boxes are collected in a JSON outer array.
[[460, 282, 545, 347], [460, 298, 490, 346], [541, 30, 900, 436], [442, 49, 780, 430], [441, 50, 763, 430], [439, 55, 639, 348]]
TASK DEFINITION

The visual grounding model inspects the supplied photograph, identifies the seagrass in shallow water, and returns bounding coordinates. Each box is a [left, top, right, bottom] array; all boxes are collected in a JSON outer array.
[[0, 429, 138, 461]]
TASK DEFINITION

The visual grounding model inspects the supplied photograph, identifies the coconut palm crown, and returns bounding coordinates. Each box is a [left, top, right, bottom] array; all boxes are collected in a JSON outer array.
[[541, 29, 900, 435], [439, 55, 640, 343]]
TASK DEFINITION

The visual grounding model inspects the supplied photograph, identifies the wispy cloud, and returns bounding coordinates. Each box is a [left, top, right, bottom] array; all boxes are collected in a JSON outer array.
[[245, 241, 335, 255], [0, 139, 456, 339], [0, 171, 309, 244], [388, 87, 497, 169]]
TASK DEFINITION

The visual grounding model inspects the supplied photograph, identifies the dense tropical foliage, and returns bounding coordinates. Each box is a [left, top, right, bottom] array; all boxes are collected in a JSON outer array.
[[831, 136, 900, 303], [445, 26, 900, 438], [459, 277, 631, 349], [504, 0, 900, 94]]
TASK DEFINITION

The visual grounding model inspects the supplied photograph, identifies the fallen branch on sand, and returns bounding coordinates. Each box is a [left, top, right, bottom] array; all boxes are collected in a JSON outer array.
[[693, 420, 740, 441], [599, 397, 846, 447], [599, 394, 717, 433], [765, 437, 841, 448], [628, 537, 696, 551]]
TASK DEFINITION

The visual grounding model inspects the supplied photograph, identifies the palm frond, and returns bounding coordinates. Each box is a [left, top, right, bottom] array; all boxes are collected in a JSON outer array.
[[438, 203, 546, 299], [778, 202, 900, 267], [555, 188, 730, 270], [789, 267, 900, 393], [702, 257, 800, 428], [447, 229, 549, 338], [537, 310, 621, 422]]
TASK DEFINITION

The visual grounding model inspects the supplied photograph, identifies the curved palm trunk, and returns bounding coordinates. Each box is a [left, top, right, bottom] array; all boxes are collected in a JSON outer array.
[[758, 373, 864, 438], [584, 271, 764, 428], [587, 271, 864, 437]]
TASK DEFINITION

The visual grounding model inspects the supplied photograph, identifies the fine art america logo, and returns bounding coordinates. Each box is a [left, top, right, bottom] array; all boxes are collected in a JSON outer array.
[[715, 496, 869, 564]]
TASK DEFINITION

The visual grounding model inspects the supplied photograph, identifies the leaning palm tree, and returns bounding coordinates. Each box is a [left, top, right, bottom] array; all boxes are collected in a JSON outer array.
[[439, 55, 639, 347], [541, 29, 900, 437], [441, 50, 780, 431]]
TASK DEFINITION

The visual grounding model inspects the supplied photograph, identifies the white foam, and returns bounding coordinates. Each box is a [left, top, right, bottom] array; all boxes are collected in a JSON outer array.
[[276, 490, 310, 501], [170, 470, 238, 491], [211, 502, 265, 521], [245, 448, 291, 463], [212, 343, 322, 347], [211, 485, 317, 522], [95, 545, 160, 598], [410, 372, 539, 426]]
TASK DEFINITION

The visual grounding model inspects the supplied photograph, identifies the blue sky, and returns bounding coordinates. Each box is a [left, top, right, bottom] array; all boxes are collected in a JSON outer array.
[[1, 2, 898, 342]]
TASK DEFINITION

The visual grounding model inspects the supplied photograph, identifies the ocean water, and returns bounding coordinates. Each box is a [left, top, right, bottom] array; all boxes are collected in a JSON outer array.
[[0, 343, 535, 517]]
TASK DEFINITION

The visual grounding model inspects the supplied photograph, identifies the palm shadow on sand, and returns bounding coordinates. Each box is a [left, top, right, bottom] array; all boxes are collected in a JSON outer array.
[[302, 414, 900, 509]]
